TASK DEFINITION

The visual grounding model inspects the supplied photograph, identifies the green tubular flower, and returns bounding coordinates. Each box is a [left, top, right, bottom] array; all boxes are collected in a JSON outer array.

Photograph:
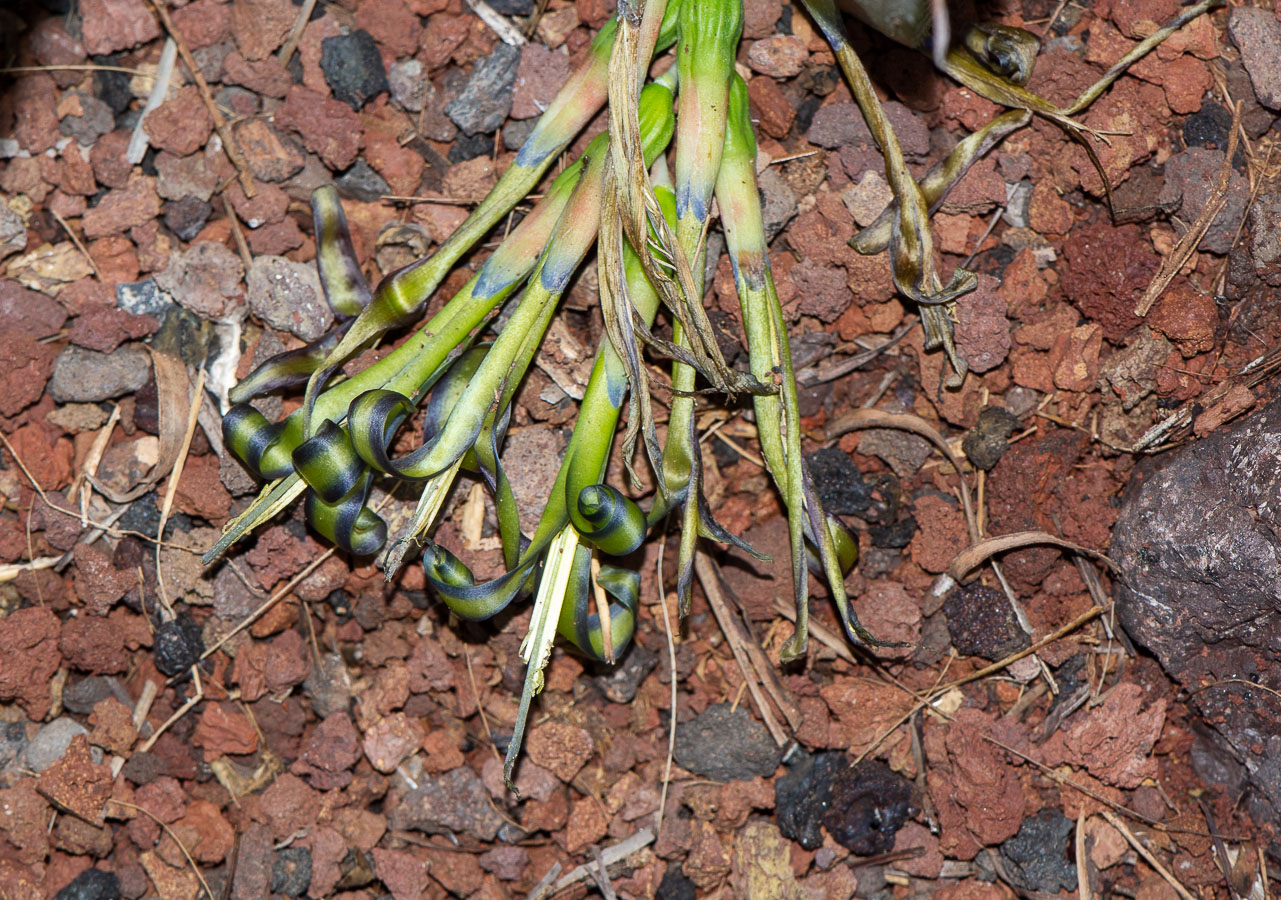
[[718, 74, 891, 660], [658, 0, 747, 615], [418, 85, 677, 622], [303, 472, 386, 556], [312, 185, 373, 317], [298, 2, 686, 438]]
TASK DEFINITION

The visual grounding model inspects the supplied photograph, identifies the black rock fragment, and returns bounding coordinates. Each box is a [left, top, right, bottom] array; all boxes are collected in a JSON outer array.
[[870, 514, 916, 549], [320, 31, 389, 110], [486, 0, 534, 13], [657, 865, 697, 900], [445, 43, 521, 135], [272, 846, 313, 897], [448, 130, 497, 163], [942, 583, 1029, 661], [53, 869, 121, 900], [673, 703, 782, 782], [1183, 99, 1234, 149], [335, 160, 391, 202], [999, 809, 1077, 893], [775, 750, 844, 849], [962, 406, 1021, 471], [163, 196, 212, 242], [153, 611, 204, 676], [823, 760, 917, 855], [595, 642, 659, 704], [1112, 398, 1281, 821], [805, 446, 872, 515]]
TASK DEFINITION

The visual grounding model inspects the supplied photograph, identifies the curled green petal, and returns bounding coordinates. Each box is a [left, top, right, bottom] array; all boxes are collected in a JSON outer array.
[[556, 545, 638, 660], [222, 404, 295, 481], [291, 420, 367, 505], [312, 186, 373, 317], [303, 475, 386, 556], [570, 483, 646, 557], [228, 325, 348, 405], [346, 389, 419, 478]]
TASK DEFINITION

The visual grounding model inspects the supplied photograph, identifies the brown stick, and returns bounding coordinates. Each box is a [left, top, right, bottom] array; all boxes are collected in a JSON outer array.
[[147, 0, 257, 197], [1135, 100, 1241, 316]]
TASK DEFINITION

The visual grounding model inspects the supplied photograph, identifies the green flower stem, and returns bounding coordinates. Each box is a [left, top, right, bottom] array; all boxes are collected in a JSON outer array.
[[206, 160, 585, 565], [659, 0, 742, 613], [300, 5, 685, 437], [718, 74, 873, 661], [801, 0, 974, 387]]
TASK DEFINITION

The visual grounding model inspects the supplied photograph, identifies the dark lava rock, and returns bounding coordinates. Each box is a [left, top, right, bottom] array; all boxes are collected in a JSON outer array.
[[50, 344, 150, 403], [1113, 398, 1281, 820], [776, 750, 844, 849], [320, 31, 389, 110], [163, 196, 212, 242], [388, 767, 505, 840], [445, 43, 520, 135], [962, 406, 1021, 471], [657, 865, 697, 900], [449, 130, 497, 163], [121, 750, 168, 785], [805, 446, 872, 515], [53, 868, 121, 900], [153, 612, 204, 676], [870, 515, 916, 549], [95, 61, 134, 115], [0, 720, 28, 771], [777, 752, 916, 853], [595, 642, 658, 704], [824, 760, 917, 855], [943, 583, 1029, 661], [999, 809, 1077, 893], [1183, 99, 1233, 149], [272, 846, 312, 897], [673, 703, 781, 782], [486, 0, 533, 13], [62, 676, 117, 715], [335, 160, 390, 202]]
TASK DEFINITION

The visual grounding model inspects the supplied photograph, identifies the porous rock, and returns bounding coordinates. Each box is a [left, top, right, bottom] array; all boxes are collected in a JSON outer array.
[[1113, 398, 1281, 820]]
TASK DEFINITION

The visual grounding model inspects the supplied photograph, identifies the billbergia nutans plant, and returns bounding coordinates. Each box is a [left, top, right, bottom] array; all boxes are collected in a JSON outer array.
[[205, 0, 1220, 784]]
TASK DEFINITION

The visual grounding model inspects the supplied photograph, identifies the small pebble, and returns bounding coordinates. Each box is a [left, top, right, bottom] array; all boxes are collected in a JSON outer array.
[[52, 868, 121, 900], [21, 717, 91, 773], [320, 30, 389, 110], [153, 612, 205, 676], [673, 703, 781, 782]]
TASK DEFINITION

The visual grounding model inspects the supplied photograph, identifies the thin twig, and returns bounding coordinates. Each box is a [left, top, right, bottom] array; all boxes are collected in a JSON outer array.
[[1135, 100, 1241, 316], [155, 367, 206, 610], [276, 0, 318, 65], [1101, 811, 1198, 900], [49, 209, 102, 281], [654, 529, 678, 836], [147, 0, 257, 196], [109, 798, 214, 900], [466, 0, 527, 45], [552, 829, 654, 893], [694, 552, 789, 747]]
